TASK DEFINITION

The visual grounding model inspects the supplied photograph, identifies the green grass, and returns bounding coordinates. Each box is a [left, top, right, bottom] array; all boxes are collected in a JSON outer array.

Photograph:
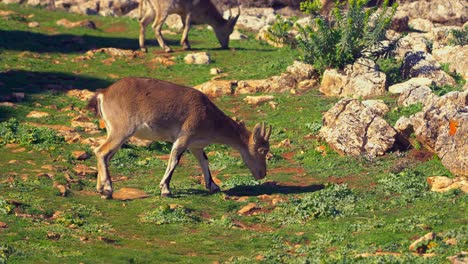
[[0, 3, 467, 264]]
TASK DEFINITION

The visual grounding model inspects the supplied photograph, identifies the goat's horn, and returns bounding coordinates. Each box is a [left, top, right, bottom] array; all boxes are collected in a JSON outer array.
[[265, 125, 272, 141], [228, 7, 232, 19], [261, 122, 266, 137]]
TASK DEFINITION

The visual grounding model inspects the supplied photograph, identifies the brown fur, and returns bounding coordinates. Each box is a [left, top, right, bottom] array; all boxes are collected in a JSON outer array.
[[90, 77, 271, 198], [138, 0, 240, 52]]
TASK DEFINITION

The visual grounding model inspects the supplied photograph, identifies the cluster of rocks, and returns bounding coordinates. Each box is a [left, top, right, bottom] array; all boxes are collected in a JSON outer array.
[[194, 60, 318, 97]]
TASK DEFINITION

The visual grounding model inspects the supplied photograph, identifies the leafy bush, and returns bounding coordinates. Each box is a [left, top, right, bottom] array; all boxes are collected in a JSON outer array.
[[0, 199, 13, 215], [304, 121, 322, 134], [222, 174, 262, 189], [377, 170, 429, 204], [377, 57, 405, 86], [295, 0, 397, 73], [266, 15, 297, 46], [384, 103, 423, 126], [448, 26, 468, 46], [0, 118, 64, 150], [140, 205, 200, 225], [209, 150, 243, 171], [0, 244, 15, 264], [271, 184, 357, 223]]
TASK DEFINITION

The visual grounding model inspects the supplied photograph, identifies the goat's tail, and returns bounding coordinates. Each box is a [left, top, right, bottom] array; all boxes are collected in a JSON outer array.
[[87, 91, 102, 117]]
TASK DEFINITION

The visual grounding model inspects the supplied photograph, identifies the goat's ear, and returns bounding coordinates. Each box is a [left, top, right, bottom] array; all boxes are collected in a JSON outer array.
[[265, 125, 272, 141], [253, 123, 263, 143]]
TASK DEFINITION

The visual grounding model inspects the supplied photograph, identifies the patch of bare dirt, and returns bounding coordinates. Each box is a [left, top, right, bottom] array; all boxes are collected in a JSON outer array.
[[104, 22, 128, 33], [408, 149, 433, 162]]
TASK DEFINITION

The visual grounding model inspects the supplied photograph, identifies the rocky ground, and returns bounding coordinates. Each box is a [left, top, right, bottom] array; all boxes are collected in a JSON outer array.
[[0, 1, 467, 262]]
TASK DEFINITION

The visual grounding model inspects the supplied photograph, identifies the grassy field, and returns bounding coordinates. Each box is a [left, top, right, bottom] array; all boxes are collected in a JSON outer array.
[[0, 4, 467, 263]]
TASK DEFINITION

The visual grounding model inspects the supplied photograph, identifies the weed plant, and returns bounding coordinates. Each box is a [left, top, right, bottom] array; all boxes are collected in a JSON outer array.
[[276, 0, 398, 74]]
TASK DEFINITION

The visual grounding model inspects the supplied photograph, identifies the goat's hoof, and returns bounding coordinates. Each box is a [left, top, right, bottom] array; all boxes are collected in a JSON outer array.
[[140, 47, 148, 53], [209, 187, 221, 194], [161, 193, 173, 198], [164, 47, 173, 53], [100, 190, 113, 199]]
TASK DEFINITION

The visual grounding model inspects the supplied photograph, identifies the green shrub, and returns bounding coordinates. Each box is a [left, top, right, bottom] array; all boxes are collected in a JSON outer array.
[[266, 15, 297, 46], [0, 244, 15, 264], [292, 0, 396, 73], [222, 174, 262, 189], [448, 26, 468, 46], [271, 184, 357, 223], [140, 205, 200, 225], [377, 170, 429, 204], [0, 118, 64, 150], [384, 103, 423, 126], [0, 199, 13, 215]]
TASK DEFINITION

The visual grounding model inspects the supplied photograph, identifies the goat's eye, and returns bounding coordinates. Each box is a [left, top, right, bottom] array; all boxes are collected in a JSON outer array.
[[258, 148, 268, 155]]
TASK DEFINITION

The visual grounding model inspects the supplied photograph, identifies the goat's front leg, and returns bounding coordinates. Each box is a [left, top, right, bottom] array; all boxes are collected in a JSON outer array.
[[190, 147, 220, 193], [180, 13, 192, 50], [159, 138, 188, 197]]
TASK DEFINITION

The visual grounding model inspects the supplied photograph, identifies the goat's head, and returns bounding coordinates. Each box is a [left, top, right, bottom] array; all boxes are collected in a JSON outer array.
[[242, 122, 272, 180], [215, 6, 240, 49]]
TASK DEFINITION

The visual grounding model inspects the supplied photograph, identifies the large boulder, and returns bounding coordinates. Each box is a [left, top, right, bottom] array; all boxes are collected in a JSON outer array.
[[397, 85, 436, 107], [319, 58, 387, 99], [434, 105, 468, 177], [195, 61, 317, 97], [394, 33, 430, 59], [432, 45, 468, 81], [194, 80, 235, 97], [396, 0, 468, 26], [394, 89, 468, 177], [388, 77, 435, 94], [401, 51, 457, 87], [224, 7, 276, 31], [319, 98, 397, 158]]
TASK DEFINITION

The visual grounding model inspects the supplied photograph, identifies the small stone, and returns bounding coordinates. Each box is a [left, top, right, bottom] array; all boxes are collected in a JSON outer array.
[[268, 101, 278, 109], [0, 222, 8, 228], [47, 232, 61, 240], [447, 252, 468, 264], [0, 102, 16, 107], [184, 52, 211, 65], [243, 95, 275, 105], [28, 21, 40, 28], [55, 184, 68, 197], [73, 164, 97, 177], [12, 148, 27, 153], [26, 111, 49, 118], [229, 30, 248, 40], [275, 139, 291, 148], [112, 188, 149, 201], [12, 92, 25, 101], [210, 68, 222, 75], [237, 203, 258, 215], [409, 232, 436, 252], [72, 151, 90, 161]]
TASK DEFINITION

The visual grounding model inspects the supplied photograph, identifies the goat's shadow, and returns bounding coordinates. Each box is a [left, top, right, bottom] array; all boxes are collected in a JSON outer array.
[[224, 183, 324, 197], [171, 183, 323, 198], [0, 29, 179, 53]]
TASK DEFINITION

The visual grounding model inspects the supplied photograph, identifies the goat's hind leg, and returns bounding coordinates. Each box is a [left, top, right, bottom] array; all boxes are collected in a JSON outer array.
[[94, 133, 128, 199], [138, 6, 155, 52]]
